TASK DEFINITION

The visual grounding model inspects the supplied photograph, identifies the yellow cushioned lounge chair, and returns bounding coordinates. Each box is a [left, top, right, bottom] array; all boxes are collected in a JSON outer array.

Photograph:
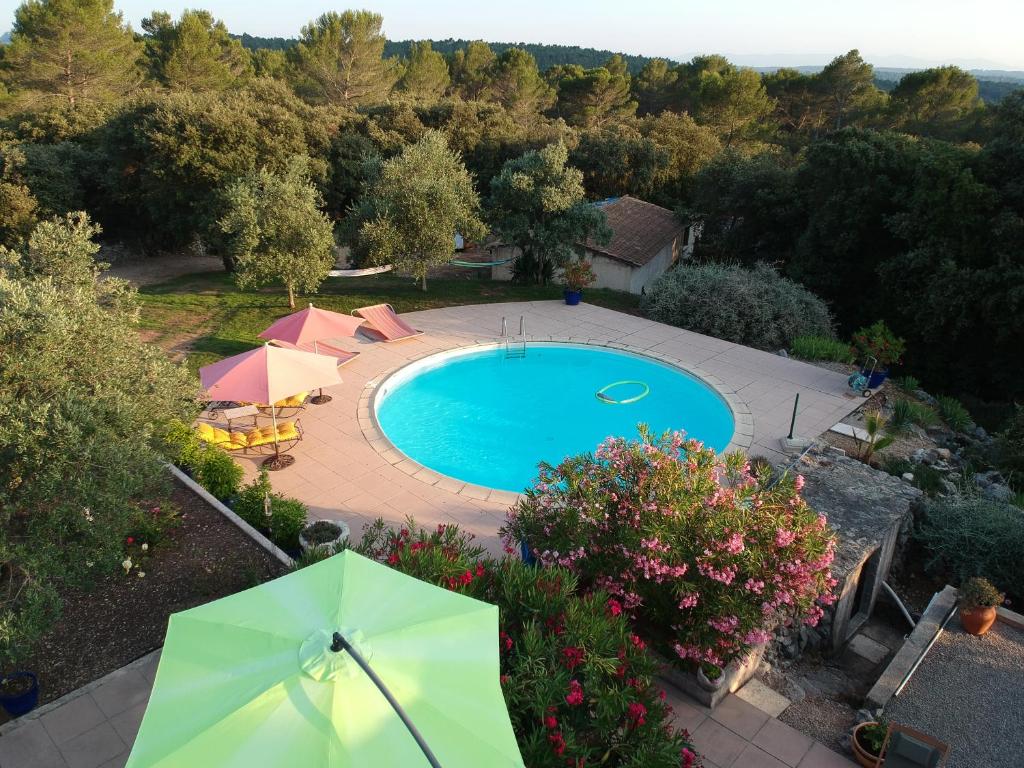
[[196, 420, 303, 455]]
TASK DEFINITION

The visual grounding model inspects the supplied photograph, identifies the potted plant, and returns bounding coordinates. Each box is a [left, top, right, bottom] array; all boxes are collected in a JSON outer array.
[[0, 671, 39, 717], [696, 662, 724, 692], [850, 321, 905, 389], [561, 259, 596, 306], [299, 519, 350, 555], [958, 577, 1003, 636], [851, 719, 888, 767]]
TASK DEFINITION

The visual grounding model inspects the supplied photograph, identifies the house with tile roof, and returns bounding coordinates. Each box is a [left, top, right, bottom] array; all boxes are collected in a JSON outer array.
[[577, 196, 694, 295], [486, 195, 696, 294]]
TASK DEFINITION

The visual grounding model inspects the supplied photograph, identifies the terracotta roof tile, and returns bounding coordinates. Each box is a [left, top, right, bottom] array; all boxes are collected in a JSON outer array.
[[581, 196, 685, 267]]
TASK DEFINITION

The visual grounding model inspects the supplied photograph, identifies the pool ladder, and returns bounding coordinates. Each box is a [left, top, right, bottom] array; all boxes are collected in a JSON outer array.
[[501, 316, 526, 359]]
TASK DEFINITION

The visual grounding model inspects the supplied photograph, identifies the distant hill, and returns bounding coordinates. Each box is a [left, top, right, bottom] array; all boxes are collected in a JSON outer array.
[[1, 30, 11, 44], [234, 34, 663, 74]]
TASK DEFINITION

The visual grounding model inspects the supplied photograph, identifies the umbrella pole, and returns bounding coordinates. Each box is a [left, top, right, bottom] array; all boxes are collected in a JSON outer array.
[[310, 339, 333, 405], [263, 404, 295, 471], [331, 632, 442, 768]]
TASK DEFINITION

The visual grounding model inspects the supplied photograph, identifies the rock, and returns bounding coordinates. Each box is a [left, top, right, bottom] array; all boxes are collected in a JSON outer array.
[[855, 708, 876, 725], [914, 389, 938, 405], [780, 637, 800, 660], [931, 460, 949, 471], [777, 349, 789, 358], [940, 479, 958, 495], [901, 472, 915, 482], [839, 733, 852, 752], [974, 425, 989, 440], [934, 448, 952, 461], [947, 471, 961, 481], [983, 483, 1014, 502], [912, 449, 928, 463], [785, 680, 807, 704]]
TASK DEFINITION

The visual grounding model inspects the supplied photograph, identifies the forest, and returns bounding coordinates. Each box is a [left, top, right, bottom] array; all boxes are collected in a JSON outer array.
[[1, 2, 1022, 407]]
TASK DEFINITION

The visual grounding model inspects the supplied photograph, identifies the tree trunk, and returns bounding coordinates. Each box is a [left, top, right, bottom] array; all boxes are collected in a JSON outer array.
[[287, 283, 296, 308], [421, 273, 428, 292]]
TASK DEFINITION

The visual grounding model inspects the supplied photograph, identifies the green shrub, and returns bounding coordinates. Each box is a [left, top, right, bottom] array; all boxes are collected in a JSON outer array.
[[996, 406, 1024, 488], [959, 577, 1004, 609], [889, 398, 937, 432], [894, 375, 921, 392], [915, 494, 1024, 598], [194, 445, 244, 500], [357, 518, 701, 768], [503, 428, 837, 670], [161, 418, 205, 469], [936, 396, 972, 432], [643, 262, 834, 350], [880, 457, 945, 496], [234, 469, 308, 550], [790, 335, 853, 363]]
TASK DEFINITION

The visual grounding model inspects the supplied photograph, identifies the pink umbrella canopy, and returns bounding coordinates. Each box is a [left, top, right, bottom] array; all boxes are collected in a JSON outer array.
[[199, 343, 343, 405], [258, 303, 365, 347]]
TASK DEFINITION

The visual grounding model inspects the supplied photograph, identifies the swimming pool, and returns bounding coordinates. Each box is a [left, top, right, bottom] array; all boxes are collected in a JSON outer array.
[[375, 343, 735, 493]]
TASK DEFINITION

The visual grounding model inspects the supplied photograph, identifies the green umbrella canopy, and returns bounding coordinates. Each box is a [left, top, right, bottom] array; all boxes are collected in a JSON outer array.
[[126, 551, 524, 767]]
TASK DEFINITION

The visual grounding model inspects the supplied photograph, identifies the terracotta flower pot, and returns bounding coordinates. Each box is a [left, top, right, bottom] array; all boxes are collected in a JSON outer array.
[[960, 605, 997, 636], [850, 722, 882, 768]]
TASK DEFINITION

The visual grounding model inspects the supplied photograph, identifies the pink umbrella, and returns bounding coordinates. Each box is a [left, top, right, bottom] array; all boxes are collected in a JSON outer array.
[[199, 344, 343, 469], [258, 304, 365, 404]]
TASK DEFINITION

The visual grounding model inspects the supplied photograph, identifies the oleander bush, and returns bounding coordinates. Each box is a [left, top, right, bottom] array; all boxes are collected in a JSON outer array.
[[915, 494, 1024, 600], [357, 519, 703, 768], [643, 263, 834, 351], [502, 428, 837, 671]]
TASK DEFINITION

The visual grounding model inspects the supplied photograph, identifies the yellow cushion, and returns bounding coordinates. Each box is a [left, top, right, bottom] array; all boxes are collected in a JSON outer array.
[[277, 423, 300, 441], [221, 440, 247, 451], [211, 427, 232, 445], [195, 423, 216, 443], [273, 392, 308, 408]]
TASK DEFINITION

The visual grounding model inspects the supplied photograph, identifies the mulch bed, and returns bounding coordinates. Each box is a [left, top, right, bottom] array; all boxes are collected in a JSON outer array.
[[6, 478, 288, 716]]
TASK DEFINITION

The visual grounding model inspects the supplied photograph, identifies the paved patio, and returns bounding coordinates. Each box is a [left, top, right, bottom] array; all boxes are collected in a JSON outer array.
[[225, 300, 860, 553], [0, 649, 857, 768]]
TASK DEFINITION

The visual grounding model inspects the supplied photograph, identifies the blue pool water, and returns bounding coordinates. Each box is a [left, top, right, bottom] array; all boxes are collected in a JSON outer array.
[[376, 344, 735, 493]]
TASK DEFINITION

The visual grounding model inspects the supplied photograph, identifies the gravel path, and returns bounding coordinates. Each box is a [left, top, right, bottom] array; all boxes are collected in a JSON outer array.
[[884, 621, 1024, 767]]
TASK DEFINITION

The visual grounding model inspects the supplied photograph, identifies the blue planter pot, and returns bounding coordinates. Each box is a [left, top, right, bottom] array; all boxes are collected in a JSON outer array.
[[0, 672, 39, 717], [862, 368, 889, 389], [564, 289, 582, 306], [520, 540, 537, 566]]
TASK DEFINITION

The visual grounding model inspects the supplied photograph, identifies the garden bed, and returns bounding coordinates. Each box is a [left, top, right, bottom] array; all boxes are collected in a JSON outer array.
[[2, 478, 287, 721]]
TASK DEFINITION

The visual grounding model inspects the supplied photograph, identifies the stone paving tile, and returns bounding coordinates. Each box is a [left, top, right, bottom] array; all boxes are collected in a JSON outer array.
[[90, 670, 150, 720], [40, 695, 105, 746], [691, 718, 748, 767], [751, 718, 815, 767], [0, 719, 67, 767], [734, 743, 790, 768], [108, 702, 147, 745], [710, 694, 771, 740], [797, 742, 859, 767], [58, 722, 125, 768]]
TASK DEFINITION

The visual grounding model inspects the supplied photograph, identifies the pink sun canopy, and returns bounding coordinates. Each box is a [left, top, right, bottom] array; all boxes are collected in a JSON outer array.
[[199, 344, 343, 405], [258, 304, 365, 346]]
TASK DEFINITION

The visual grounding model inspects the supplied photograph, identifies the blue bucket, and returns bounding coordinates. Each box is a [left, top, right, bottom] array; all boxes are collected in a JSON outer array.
[[0, 672, 39, 717]]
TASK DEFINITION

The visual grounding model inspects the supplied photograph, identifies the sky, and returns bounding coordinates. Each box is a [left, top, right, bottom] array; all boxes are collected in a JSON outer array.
[[4, 0, 1024, 70]]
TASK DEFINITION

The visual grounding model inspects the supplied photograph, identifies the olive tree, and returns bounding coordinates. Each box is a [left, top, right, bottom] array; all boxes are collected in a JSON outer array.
[[350, 130, 486, 291], [0, 213, 198, 664], [219, 157, 336, 308]]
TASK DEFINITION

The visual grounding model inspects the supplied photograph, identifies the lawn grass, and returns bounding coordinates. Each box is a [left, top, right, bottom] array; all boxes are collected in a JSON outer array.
[[137, 271, 642, 368]]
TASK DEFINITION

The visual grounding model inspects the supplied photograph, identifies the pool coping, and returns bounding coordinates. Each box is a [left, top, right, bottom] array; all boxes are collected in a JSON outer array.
[[356, 337, 755, 503]]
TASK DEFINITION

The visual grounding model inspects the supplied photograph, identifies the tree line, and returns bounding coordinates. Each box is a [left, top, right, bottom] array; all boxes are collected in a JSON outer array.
[[0, 1, 1022, 403]]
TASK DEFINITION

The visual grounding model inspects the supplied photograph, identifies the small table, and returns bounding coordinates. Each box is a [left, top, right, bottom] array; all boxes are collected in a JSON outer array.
[[223, 404, 260, 430]]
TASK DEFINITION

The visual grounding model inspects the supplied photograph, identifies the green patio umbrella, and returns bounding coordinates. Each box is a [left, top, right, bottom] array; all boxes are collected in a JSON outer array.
[[126, 551, 524, 767]]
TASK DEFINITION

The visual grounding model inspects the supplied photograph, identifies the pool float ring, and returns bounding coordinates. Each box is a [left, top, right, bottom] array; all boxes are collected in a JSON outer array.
[[595, 380, 650, 404]]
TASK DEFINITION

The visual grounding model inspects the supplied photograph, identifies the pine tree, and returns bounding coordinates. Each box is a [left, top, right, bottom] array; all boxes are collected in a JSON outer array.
[[142, 9, 253, 92], [450, 41, 496, 101], [1, 0, 142, 108], [398, 41, 450, 103], [289, 10, 400, 106]]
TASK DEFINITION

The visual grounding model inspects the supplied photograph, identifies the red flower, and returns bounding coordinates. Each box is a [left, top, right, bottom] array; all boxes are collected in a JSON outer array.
[[544, 714, 558, 729], [607, 598, 623, 617], [681, 747, 696, 767], [475, 562, 486, 577], [561, 646, 585, 670], [499, 631, 513, 652], [548, 731, 566, 756], [460, 569, 473, 585], [565, 679, 584, 707], [126, 537, 135, 545], [629, 633, 646, 650], [627, 701, 647, 727], [436, 523, 447, 535], [500, 674, 510, 685], [399, 527, 409, 538]]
